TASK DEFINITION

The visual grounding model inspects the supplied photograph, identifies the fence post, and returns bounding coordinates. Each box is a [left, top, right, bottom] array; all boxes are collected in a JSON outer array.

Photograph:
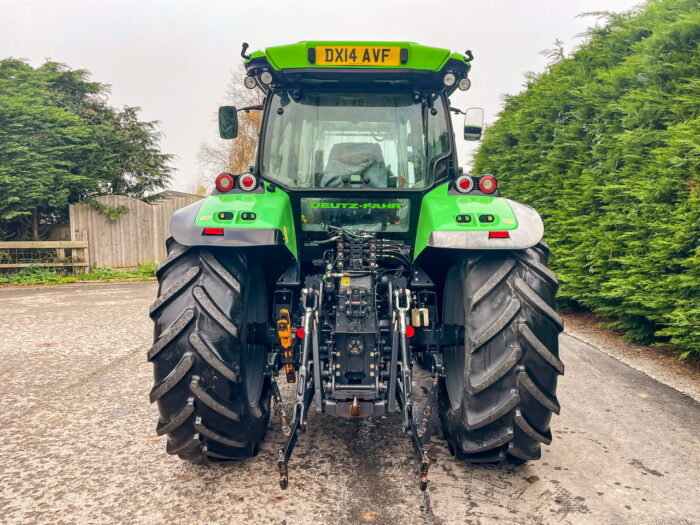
[[152, 203, 160, 266], [82, 231, 90, 273]]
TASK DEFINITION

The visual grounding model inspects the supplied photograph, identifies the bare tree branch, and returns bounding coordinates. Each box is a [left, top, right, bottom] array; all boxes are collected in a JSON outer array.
[[197, 66, 265, 187]]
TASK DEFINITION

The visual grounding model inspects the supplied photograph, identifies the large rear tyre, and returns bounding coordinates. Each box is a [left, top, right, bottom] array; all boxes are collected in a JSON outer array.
[[148, 237, 270, 461], [438, 243, 564, 462]]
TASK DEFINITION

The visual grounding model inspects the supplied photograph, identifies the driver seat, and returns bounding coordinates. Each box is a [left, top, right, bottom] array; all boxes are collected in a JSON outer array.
[[319, 143, 389, 188]]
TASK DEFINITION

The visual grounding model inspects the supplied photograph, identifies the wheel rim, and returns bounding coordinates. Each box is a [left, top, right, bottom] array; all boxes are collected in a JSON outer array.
[[242, 267, 268, 408], [443, 265, 465, 409], [244, 342, 266, 407]]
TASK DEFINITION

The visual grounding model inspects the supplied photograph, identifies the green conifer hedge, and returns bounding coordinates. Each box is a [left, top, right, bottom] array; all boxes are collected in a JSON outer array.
[[473, 0, 699, 356]]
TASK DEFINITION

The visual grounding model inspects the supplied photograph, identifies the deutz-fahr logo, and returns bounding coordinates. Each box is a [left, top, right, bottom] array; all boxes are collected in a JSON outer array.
[[308, 202, 403, 209]]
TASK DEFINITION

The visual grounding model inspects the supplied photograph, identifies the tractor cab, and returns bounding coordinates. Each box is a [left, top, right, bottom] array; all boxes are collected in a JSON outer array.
[[216, 42, 486, 254]]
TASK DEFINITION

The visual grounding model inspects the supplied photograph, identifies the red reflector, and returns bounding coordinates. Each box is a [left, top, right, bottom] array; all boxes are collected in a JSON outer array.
[[202, 227, 224, 236], [488, 231, 510, 239], [406, 325, 415, 338], [296, 327, 305, 339]]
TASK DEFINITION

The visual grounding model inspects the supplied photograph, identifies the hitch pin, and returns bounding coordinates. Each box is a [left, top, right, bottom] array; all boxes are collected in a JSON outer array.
[[270, 378, 290, 436]]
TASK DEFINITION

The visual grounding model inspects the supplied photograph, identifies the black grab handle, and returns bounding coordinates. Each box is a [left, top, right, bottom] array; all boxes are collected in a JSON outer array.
[[241, 42, 251, 60]]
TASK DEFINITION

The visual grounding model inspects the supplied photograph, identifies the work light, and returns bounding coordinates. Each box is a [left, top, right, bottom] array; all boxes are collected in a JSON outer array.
[[260, 71, 273, 85]]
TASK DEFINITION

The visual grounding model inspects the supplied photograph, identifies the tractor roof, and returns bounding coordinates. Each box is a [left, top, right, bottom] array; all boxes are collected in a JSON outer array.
[[244, 41, 472, 94]]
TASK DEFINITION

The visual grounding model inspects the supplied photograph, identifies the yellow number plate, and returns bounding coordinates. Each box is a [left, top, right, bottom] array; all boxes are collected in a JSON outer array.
[[316, 46, 400, 66]]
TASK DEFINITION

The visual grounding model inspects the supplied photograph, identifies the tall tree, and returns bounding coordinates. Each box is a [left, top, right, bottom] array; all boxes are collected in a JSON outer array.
[[0, 59, 173, 239]]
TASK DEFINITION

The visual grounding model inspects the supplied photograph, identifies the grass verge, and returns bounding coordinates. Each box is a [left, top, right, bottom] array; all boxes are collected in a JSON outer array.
[[0, 264, 157, 286]]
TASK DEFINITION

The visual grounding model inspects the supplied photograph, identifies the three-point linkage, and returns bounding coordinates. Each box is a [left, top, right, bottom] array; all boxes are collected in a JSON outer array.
[[393, 287, 433, 491], [272, 278, 441, 491], [276, 286, 319, 489]]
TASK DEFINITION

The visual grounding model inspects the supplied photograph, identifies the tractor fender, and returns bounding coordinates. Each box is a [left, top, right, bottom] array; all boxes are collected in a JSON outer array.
[[427, 199, 544, 251], [170, 199, 287, 248]]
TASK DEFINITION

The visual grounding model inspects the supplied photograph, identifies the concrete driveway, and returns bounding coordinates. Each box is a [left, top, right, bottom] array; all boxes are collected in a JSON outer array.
[[0, 282, 698, 524]]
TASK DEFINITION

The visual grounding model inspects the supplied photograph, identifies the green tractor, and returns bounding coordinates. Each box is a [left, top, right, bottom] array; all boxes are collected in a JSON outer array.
[[148, 41, 564, 490]]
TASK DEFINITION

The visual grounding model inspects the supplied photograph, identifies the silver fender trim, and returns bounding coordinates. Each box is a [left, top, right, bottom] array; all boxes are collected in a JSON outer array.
[[170, 200, 285, 248], [427, 199, 544, 250]]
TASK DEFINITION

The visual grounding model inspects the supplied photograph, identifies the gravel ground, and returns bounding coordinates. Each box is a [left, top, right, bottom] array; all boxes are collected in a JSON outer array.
[[0, 282, 698, 525], [563, 312, 700, 402]]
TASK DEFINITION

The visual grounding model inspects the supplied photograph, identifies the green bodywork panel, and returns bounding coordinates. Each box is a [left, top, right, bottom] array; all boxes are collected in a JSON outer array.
[[191, 182, 519, 261], [414, 183, 518, 258], [194, 183, 298, 257], [249, 41, 468, 71]]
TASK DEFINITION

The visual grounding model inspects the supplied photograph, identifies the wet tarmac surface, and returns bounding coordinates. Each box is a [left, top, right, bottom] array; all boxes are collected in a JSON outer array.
[[0, 282, 698, 524]]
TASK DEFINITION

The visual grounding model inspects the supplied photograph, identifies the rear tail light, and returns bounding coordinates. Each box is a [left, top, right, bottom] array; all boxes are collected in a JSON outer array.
[[239, 173, 257, 191], [478, 175, 497, 194], [455, 175, 474, 193], [202, 227, 224, 236], [406, 325, 415, 338], [488, 231, 509, 239], [215, 173, 234, 192]]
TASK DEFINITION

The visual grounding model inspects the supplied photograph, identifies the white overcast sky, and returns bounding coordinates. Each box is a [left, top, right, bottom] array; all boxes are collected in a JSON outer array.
[[1, 0, 641, 192]]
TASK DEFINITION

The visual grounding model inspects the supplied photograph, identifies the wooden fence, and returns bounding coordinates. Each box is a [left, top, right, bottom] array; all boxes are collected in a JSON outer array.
[[69, 195, 202, 268], [0, 239, 90, 272]]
